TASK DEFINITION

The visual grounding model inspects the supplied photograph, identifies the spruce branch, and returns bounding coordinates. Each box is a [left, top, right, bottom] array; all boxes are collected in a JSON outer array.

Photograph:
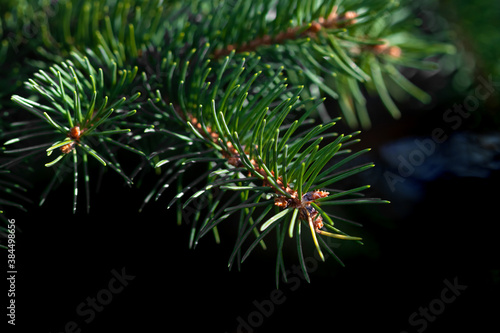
[[136, 44, 388, 283], [3, 52, 148, 213], [0, 0, 456, 283], [212, 5, 358, 59], [172, 0, 454, 128]]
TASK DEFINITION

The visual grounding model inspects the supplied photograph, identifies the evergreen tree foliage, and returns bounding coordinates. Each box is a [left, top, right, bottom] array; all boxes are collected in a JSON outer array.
[[0, 0, 451, 282]]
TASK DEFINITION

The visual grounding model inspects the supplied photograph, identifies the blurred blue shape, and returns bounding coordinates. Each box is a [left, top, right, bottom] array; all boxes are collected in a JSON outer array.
[[380, 131, 500, 181], [445, 132, 500, 178]]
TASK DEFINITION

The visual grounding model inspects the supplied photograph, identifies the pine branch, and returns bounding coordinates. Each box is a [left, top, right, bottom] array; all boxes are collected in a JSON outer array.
[[134, 43, 388, 283], [213, 6, 358, 59], [4, 52, 148, 213], [180, 0, 454, 128], [0, 0, 455, 282]]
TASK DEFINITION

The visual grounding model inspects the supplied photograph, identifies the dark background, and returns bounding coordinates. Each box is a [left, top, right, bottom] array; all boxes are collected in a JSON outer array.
[[4, 0, 500, 332], [10, 141, 500, 333]]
